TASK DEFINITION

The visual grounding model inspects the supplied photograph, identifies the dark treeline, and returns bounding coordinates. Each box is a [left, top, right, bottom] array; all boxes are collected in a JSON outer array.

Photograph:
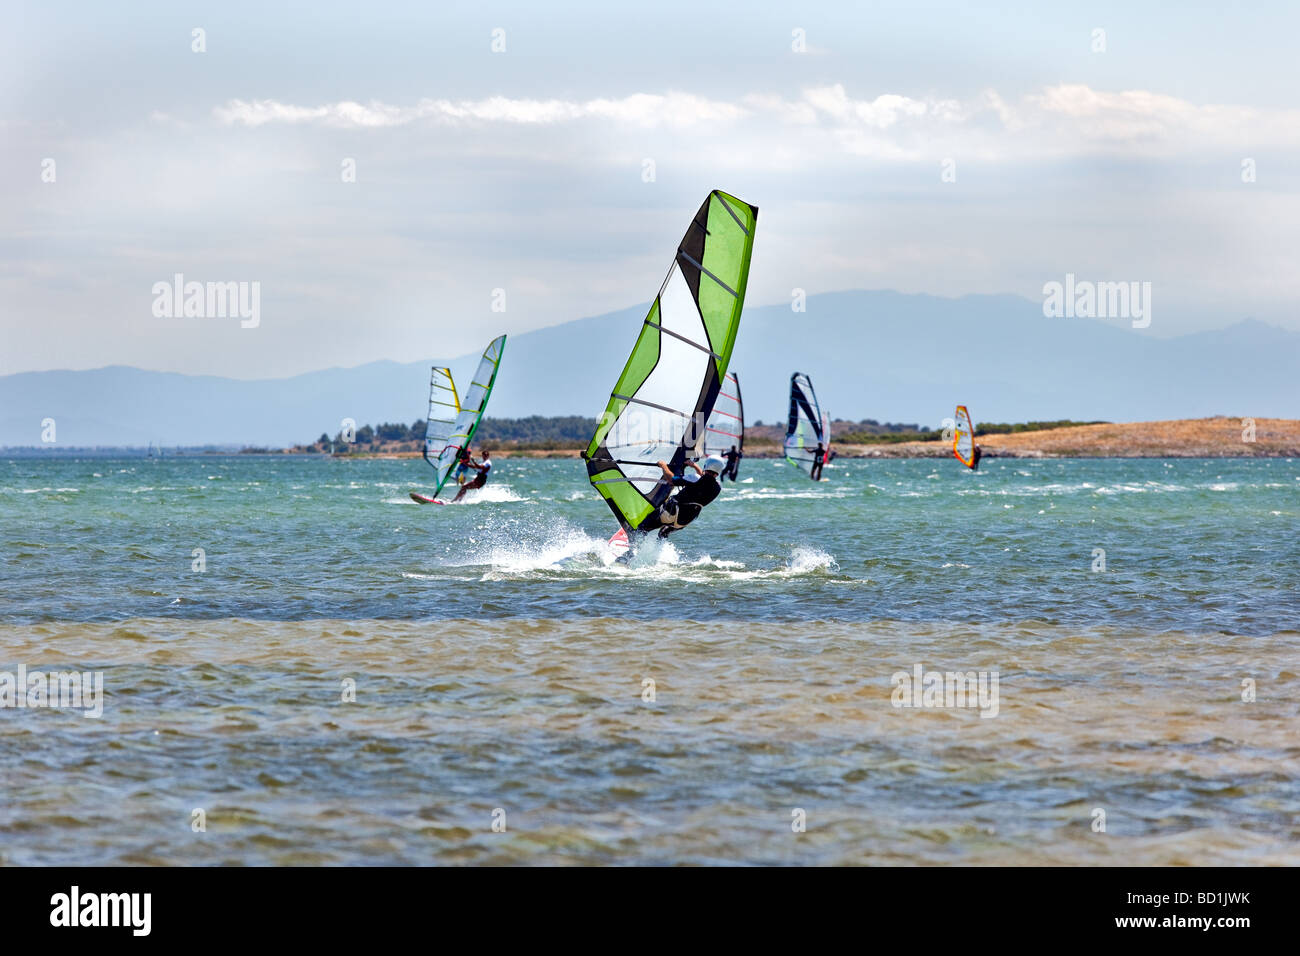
[[836, 419, 933, 434], [303, 416, 1112, 450], [310, 415, 596, 449], [749, 418, 937, 444], [750, 419, 931, 433], [478, 416, 594, 443], [975, 419, 1108, 435]]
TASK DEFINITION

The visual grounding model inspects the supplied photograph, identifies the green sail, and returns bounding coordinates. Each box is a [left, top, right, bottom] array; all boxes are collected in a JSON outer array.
[[584, 190, 758, 532]]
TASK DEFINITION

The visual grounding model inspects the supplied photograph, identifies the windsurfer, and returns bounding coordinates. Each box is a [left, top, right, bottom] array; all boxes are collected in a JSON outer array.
[[971, 444, 983, 471], [452, 449, 492, 502], [723, 445, 742, 481], [810, 442, 825, 480], [654, 455, 724, 536]]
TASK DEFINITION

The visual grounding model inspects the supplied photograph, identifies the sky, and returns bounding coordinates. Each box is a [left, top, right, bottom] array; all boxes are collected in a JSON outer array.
[[3, 0, 1298, 378]]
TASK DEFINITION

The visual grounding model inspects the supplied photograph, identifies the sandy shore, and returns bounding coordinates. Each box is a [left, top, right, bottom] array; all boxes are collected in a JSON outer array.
[[842, 416, 1300, 459]]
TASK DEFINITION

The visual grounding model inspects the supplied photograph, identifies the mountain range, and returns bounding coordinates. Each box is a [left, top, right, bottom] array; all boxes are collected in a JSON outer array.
[[2, 290, 1295, 447]]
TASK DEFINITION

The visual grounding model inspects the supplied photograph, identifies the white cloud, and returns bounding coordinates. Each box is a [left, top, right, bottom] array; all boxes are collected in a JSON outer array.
[[8, 79, 1299, 379], [211, 83, 1300, 162], [214, 92, 748, 129], [800, 86, 931, 127]]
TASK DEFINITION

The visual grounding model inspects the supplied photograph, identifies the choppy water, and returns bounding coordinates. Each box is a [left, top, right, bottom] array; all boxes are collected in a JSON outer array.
[[2, 455, 1298, 864]]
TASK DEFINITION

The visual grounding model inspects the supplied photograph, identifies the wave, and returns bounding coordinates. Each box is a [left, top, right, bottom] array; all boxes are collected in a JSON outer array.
[[599, 543, 841, 582], [786, 546, 839, 573], [733, 488, 852, 500], [449, 486, 525, 504], [422, 517, 843, 584], [394, 485, 526, 505], [438, 521, 609, 575]]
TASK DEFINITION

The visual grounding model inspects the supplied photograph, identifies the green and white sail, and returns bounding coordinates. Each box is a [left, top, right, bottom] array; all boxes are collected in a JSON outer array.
[[584, 190, 758, 533], [784, 372, 829, 474], [421, 334, 506, 497]]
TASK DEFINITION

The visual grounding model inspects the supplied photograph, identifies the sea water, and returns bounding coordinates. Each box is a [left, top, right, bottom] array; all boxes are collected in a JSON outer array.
[[1, 455, 1297, 864]]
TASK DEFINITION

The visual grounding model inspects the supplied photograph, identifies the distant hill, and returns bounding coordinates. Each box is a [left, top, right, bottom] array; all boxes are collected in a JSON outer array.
[[2, 291, 1296, 447]]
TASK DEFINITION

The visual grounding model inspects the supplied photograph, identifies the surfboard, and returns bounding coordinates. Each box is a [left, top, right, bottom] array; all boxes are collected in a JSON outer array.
[[409, 492, 445, 505]]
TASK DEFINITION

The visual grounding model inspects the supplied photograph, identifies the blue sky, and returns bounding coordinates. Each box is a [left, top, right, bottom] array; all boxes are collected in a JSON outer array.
[[3, 0, 1298, 377]]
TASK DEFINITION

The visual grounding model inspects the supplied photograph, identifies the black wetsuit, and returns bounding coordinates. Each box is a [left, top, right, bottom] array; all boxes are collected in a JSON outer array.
[[810, 444, 825, 481], [971, 446, 982, 471], [723, 448, 742, 481], [657, 472, 721, 535]]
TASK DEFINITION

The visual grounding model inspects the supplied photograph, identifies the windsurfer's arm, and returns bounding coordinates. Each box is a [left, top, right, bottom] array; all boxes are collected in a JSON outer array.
[[686, 461, 703, 476], [657, 459, 692, 487]]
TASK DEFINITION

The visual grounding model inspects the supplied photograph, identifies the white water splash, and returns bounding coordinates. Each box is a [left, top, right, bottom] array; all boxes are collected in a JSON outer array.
[[452, 485, 525, 504], [786, 546, 838, 574], [473, 521, 612, 575]]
